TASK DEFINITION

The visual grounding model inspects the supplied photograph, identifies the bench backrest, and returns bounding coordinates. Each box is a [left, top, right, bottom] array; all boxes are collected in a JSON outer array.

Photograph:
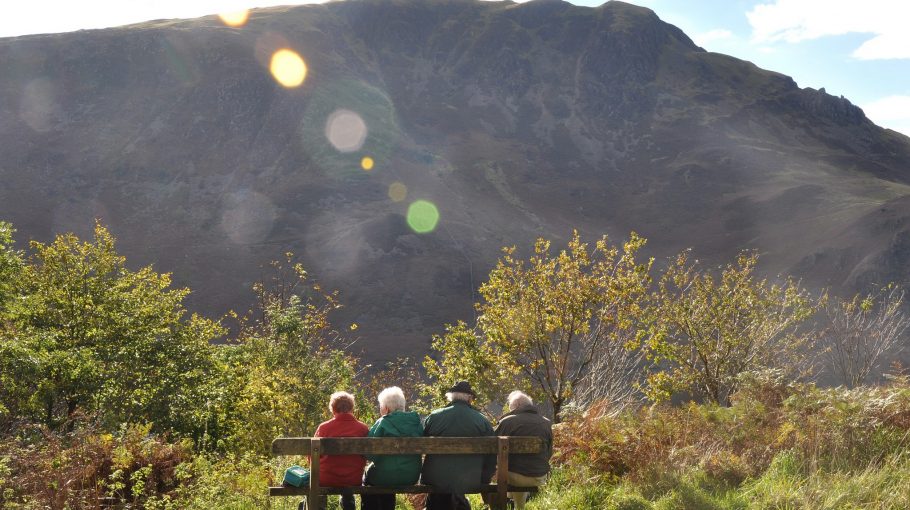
[[272, 436, 543, 456]]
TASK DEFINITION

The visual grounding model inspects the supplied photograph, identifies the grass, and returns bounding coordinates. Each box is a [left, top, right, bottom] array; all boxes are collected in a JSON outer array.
[[521, 373, 910, 510]]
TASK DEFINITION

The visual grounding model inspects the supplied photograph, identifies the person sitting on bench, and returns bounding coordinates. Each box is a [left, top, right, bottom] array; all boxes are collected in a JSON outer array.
[[361, 386, 424, 510], [421, 381, 495, 510], [313, 391, 369, 510], [493, 391, 552, 510]]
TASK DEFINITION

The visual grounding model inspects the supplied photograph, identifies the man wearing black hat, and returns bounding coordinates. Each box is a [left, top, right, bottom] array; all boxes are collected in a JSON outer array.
[[421, 381, 495, 510]]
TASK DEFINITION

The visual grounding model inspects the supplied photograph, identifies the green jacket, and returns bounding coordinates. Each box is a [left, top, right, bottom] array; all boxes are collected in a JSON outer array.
[[421, 400, 496, 492], [364, 410, 424, 486]]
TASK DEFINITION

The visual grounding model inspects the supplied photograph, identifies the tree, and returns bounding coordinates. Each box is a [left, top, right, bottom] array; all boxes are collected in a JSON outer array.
[[428, 231, 652, 422], [647, 251, 820, 405], [422, 321, 518, 417], [571, 332, 648, 418], [0, 222, 23, 316], [822, 285, 909, 388], [217, 255, 360, 453], [0, 222, 29, 425], [2, 222, 223, 434]]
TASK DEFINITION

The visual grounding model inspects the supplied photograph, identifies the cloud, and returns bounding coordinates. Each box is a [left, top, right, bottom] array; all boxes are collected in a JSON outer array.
[[861, 95, 910, 136], [693, 29, 733, 48], [747, 0, 910, 60]]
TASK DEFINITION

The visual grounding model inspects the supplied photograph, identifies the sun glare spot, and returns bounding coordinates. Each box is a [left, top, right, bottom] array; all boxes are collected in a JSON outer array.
[[220, 190, 277, 244], [19, 78, 57, 132], [325, 109, 367, 153], [361, 156, 374, 171], [218, 10, 250, 27], [407, 200, 440, 234], [270, 49, 307, 88], [388, 182, 407, 202]]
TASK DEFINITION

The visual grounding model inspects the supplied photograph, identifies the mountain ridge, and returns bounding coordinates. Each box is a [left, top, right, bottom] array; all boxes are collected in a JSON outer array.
[[1, 0, 909, 362]]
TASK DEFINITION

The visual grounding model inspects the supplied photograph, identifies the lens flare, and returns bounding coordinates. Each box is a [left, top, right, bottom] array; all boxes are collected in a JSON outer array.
[[270, 49, 307, 88], [388, 182, 407, 202], [220, 190, 277, 244], [407, 200, 439, 234], [361, 156, 374, 171], [218, 10, 249, 27], [19, 78, 57, 132], [325, 109, 367, 153]]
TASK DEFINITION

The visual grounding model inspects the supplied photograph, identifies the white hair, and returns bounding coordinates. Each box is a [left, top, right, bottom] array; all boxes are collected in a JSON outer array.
[[507, 391, 533, 411], [446, 391, 473, 403], [377, 386, 406, 413]]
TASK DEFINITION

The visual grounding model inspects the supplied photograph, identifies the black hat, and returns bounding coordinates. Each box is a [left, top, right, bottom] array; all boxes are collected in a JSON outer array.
[[447, 381, 476, 397]]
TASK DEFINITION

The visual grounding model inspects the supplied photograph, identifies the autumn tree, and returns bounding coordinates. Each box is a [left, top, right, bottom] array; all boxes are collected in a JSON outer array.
[[0, 222, 29, 424], [0, 222, 223, 434], [647, 251, 820, 405], [823, 285, 909, 388], [0, 222, 22, 315], [427, 231, 653, 422], [423, 320, 517, 416], [216, 255, 360, 453]]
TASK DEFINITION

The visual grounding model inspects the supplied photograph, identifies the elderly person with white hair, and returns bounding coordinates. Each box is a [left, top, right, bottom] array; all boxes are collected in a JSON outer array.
[[360, 386, 423, 510], [493, 391, 552, 509], [421, 381, 495, 510]]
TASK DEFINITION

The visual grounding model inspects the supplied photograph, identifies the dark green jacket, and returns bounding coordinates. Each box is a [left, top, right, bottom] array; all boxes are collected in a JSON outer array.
[[494, 404, 552, 477], [364, 410, 424, 486], [421, 400, 496, 492]]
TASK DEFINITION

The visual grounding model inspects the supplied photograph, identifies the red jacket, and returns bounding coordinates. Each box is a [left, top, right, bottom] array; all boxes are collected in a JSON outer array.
[[314, 412, 369, 486]]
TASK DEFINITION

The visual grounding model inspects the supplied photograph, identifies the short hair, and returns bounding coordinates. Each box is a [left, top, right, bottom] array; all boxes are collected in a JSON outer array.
[[377, 386, 406, 413], [446, 391, 473, 403], [329, 391, 355, 414], [507, 391, 533, 411]]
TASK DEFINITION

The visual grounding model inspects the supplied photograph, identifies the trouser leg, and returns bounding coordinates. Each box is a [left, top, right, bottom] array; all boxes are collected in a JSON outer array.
[[425, 493, 455, 510], [339, 490, 356, 510], [506, 472, 547, 510], [511, 492, 528, 510], [453, 494, 471, 510]]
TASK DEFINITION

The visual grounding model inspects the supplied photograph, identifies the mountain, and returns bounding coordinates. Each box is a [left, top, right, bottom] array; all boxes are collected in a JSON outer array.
[[2, 0, 910, 362]]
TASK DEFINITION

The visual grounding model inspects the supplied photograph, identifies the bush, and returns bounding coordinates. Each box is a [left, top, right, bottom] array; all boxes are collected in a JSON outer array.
[[0, 421, 192, 509]]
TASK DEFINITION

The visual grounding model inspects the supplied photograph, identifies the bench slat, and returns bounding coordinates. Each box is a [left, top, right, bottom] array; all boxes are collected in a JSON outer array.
[[268, 484, 541, 496], [271, 436, 543, 456]]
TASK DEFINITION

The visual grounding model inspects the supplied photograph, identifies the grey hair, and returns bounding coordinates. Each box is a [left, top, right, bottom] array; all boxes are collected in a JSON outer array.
[[329, 391, 355, 414], [377, 386, 406, 413], [507, 391, 533, 411], [446, 391, 473, 403]]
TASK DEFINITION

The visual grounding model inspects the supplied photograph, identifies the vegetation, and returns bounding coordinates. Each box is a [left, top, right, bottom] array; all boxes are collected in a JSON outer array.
[[426, 231, 652, 421], [646, 251, 821, 405], [822, 284, 909, 388], [1, 222, 909, 509], [0, 223, 223, 434], [529, 371, 910, 509]]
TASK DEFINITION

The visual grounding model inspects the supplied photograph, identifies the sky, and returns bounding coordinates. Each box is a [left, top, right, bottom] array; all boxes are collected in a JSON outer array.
[[2, 0, 908, 136]]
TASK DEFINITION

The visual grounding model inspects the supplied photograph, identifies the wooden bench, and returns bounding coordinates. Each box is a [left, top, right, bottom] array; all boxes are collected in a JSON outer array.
[[270, 436, 545, 510]]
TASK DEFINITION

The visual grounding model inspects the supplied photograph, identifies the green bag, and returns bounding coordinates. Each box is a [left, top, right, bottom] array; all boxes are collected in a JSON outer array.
[[283, 465, 311, 487]]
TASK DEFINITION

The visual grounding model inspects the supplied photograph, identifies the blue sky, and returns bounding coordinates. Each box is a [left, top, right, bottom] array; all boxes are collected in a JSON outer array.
[[620, 0, 910, 136], [2, 0, 908, 135]]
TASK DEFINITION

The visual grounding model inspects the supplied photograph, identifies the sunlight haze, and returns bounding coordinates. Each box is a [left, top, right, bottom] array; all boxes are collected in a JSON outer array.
[[2, 0, 908, 135]]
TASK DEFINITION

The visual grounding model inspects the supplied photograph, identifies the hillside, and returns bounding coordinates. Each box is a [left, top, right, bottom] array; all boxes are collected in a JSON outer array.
[[1, 0, 909, 362]]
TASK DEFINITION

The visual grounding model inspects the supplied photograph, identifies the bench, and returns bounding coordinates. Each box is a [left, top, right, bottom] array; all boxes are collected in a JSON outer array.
[[270, 436, 545, 510]]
